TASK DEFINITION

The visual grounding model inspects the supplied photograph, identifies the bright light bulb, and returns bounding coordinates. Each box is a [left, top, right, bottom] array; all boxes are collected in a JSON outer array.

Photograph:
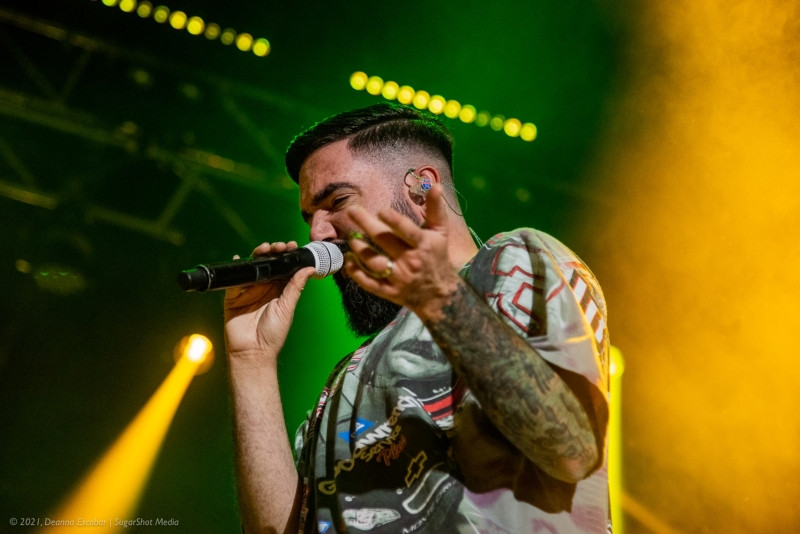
[[186, 16, 205, 35], [520, 122, 538, 142], [119, 0, 136, 13], [504, 118, 522, 137], [443, 100, 461, 119], [253, 38, 271, 57], [350, 71, 368, 90], [366, 76, 384, 96], [397, 85, 415, 105], [381, 80, 400, 100], [169, 10, 187, 30], [428, 95, 446, 114], [153, 5, 169, 23], [459, 105, 476, 123], [610, 345, 625, 377], [412, 90, 430, 110], [236, 33, 253, 52], [184, 335, 212, 363]]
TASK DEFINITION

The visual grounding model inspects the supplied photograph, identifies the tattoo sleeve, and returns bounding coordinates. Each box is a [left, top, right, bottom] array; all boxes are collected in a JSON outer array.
[[421, 277, 599, 481]]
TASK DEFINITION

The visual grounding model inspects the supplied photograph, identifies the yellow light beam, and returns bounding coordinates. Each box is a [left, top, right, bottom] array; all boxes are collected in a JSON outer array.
[[42, 335, 212, 533], [609, 345, 625, 533]]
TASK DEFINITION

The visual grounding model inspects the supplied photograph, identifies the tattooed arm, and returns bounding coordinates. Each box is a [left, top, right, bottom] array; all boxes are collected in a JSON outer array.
[[419, 276, 600, 483], [344, 188, 605, 484]]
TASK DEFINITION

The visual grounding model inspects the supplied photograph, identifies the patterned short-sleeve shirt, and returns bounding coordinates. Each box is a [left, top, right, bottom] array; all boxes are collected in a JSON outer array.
[[294, 228, 610, 534]]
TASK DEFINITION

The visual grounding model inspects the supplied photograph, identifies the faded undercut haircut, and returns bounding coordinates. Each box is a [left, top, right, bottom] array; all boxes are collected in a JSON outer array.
[[285, 103, 454, 184]]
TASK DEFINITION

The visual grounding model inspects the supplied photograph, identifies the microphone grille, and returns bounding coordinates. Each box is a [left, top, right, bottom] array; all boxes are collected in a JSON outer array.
[[304, 241, 344, 278]]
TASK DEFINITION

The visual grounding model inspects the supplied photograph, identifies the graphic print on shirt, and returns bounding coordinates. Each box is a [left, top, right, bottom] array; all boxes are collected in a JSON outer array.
[[483, 242, 546, 337], [567, 266, 608, 356], [311, 312, 464, 533], [298, 230, 611, 533]]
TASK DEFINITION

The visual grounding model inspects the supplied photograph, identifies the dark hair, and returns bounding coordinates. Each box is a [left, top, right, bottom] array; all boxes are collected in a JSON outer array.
[[285, 103, 454, 183]]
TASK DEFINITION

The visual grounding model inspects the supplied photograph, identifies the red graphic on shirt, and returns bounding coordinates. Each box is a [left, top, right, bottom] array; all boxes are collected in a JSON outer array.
[[485, 243, 544, 335]]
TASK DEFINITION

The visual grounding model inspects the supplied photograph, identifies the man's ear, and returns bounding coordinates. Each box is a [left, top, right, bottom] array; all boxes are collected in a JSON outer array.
[[404, 166, 441, 208]]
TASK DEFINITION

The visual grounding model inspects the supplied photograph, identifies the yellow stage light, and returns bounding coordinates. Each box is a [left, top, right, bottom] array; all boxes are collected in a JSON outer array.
[[520, 122, 538, 142], [168, 10, 186, 30], [204, 22, 220, 40], [609, 346, 625, 533], [347, 72, 537, 142], [458, 105, 476, 123], [503, 118, 522, 137], [42, 336, 211, 533], [136, 1, 152, 18], [153, 5, 169, 23], [489, 115, 505, 131], [186, 16, 204, 35], [253, 38, 271, 57], [366, 76, 384, 96], [428, 95, 446, 115], [350, 71, 368, 91], [397, 85, 415, 105], [475, 111, 491, 127], [220, 28, 236, 45], [98, 1, 271, 59], [412, 90, 430, 110], [236, 33, 253, 52], [175, 334, 214, 375], [443, 100, 461, 119], [381, 80, 400, 100], [119, 0, 136, 13]]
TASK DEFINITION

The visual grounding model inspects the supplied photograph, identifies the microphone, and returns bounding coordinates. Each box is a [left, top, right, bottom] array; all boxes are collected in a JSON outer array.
[[177, 241, 344, 292]]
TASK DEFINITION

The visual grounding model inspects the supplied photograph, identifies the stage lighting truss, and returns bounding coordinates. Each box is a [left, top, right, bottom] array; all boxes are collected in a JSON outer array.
[[350, 71, 538, 142], [92, 0, 271, 57]]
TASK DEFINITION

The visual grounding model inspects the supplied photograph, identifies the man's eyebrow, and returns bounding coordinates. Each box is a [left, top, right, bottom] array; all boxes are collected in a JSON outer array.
[[300, 182, 360, 222]]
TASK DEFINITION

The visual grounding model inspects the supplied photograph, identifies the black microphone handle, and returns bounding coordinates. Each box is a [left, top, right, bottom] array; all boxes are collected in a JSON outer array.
[[178, 248, 316, 292]]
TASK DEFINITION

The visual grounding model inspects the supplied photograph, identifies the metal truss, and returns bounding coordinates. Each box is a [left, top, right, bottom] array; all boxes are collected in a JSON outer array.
[[0, 5, 309, 246]]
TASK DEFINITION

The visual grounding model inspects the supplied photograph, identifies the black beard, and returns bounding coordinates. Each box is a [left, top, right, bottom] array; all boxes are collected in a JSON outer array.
[[333, 271, 402, 337], [334, 195, 422, 337]]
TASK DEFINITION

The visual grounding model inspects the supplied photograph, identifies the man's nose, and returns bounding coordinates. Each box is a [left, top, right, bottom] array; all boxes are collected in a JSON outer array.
[[309, 213, 338, 242]]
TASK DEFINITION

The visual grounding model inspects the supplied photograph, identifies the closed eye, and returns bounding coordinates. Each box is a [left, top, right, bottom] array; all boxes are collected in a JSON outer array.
[[331, 196, 350, 209]]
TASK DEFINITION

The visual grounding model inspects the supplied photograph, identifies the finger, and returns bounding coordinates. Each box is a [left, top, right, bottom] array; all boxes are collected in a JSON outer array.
[[347, 238, 383, 263], [344, 245, 393, 279], [376, 208, 425, 248], [347, 205, 414, 255], [263, 266, 316, 324], [422, 183, 448, 231], [251, 240, 298, 257], [344, 259, 400, 300], [283, 266, 316, 300]]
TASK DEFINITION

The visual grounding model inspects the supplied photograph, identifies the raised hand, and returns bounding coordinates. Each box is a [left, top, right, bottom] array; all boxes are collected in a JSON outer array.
[[344, 183, 460, 322]]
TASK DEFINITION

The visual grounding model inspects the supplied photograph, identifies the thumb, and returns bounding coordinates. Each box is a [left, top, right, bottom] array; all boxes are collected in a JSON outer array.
[[279, 266, 317, 307], [423, 183, 449, 230]]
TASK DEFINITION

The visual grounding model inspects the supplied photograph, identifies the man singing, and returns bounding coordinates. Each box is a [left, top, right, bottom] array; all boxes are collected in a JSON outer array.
[[223, 103, 610, 533]]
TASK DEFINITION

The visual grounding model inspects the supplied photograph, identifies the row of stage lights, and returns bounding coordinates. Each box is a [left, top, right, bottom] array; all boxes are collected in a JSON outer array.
[[350, 72, 538, 142], [92, 0, 271, 57], [90, 3, 532, 141]]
